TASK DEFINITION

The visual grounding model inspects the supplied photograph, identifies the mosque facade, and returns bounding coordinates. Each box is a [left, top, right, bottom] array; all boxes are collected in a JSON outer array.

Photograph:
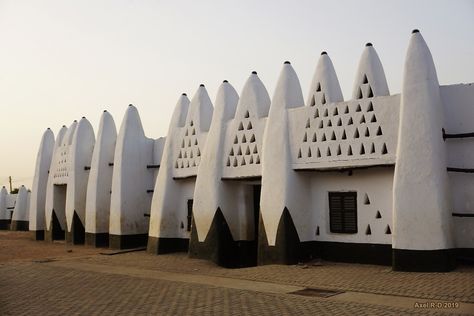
[[14, 31, 474, 272]]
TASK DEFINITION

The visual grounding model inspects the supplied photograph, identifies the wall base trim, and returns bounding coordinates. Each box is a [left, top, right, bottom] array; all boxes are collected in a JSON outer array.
[[85, 232, 109, 248], [319, 241, 392, 265], [147, 237, 189, 254], [30, 230, 45, 240], [109, 234, 148, 250], [45, 211, 65, 242], [392, 248, 456, 272], [66, 212, 85, 245], [189, 209, 258, 268], [0, 219, 11, 230], [10, 220, 29, 231], [456, 248, 474, 263], [258, 208, 302, 265]]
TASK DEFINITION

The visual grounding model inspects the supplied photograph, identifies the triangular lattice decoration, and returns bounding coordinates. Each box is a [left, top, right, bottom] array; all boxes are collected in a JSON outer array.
[[175, 120, 202, 169], [227, 109, 260, 167]]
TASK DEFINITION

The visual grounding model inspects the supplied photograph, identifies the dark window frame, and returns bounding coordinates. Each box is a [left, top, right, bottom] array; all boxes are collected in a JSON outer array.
[[329, 192, 358, 234]]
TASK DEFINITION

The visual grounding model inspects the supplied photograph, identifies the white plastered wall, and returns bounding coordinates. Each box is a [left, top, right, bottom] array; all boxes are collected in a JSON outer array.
[[393, 32, 454, 251], [28, 128, 55, 231], [85, 111, 117, 234], [441, 83, 474, 249], [149, 85, 213, 239], [194, 74, 270, 242], [308, 168, 393, 244], [109, 105, 156, 236], [45, 123, 73, 230], [260, 63, 310, 246], [148, 94, 190, 239], [65, 118, 95, 231], [11, 186, 30, 222], [0, 187, 9, 221]]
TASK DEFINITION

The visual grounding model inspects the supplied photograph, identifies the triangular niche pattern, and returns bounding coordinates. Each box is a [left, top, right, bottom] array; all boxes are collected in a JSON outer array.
[[175, 120, 201, 169], [227, 109, 260, 168]]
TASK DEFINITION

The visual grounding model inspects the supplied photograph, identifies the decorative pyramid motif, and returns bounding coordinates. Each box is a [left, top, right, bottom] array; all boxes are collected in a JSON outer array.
[[227, 109, 260, 168], [175, 120, 201, 169]]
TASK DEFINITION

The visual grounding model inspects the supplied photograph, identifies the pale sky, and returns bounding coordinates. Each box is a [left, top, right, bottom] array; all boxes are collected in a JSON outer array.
[[0, 0, 473, 190]]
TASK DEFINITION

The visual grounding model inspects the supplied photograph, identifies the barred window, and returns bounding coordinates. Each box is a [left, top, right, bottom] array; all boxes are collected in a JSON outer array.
[[329, 192, 357, 234]]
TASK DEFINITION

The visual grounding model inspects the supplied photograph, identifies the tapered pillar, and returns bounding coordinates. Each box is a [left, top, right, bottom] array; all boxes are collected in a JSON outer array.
[[392, 30, 455, 272]]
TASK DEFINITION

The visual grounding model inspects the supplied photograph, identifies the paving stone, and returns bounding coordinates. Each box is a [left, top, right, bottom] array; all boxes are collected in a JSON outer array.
[[0, 231, 473, 315]]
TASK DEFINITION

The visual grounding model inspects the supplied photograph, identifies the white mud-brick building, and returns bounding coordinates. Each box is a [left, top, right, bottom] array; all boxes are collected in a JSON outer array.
[[28, 30, 474, 272], [0, 187, 19, 230], [148, 85, 214, 254], [148, 30, 474, 271], [36, 107, 164, 248]]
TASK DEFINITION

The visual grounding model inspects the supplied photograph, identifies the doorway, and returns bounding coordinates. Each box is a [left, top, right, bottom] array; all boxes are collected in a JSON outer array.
[[250, 185, 261, 265], [51, 184, 66, 240]]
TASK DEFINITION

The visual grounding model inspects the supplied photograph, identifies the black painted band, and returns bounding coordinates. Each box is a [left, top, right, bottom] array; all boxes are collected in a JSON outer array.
[[392, 248, 456, 272], [147, 237, 189, 254], [31, 230, 45, 241], [109, 234, 148, 250], [85, 232, 109, 247], [10, 220, 29, 231], [0, 219, 11, 230]]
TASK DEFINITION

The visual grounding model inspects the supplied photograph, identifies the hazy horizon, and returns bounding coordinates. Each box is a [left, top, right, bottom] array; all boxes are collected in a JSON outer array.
[[0, 0, 473, 190]]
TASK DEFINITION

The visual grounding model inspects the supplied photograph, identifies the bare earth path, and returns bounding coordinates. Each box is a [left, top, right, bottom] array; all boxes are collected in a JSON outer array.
[[0, 231, 473, 315]]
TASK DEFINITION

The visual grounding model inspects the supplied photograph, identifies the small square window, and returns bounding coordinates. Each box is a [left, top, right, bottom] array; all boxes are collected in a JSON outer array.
[[329, 192, 357, 234]]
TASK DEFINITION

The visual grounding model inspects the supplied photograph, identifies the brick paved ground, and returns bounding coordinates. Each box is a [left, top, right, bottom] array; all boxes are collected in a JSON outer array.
[[0, 231, 473, 315], [78, 252, 474, 303]]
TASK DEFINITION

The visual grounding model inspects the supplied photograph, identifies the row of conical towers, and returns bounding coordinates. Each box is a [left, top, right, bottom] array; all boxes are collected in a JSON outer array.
[[25, 30, 473, 272]]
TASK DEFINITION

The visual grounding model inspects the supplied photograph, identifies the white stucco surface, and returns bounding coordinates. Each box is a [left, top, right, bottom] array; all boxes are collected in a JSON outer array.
[[306, 53, 343, 107], [308, 168, 393, 244], [393, 32, 454, 251], [194, 74, 271, 242], [25, 30, 474, 261], [11, 186, 30, 222], [85, 111, 117, 234], [45, 124, 70, 230], [261, 62, 309, 246], [193, 81, 239, 241], [28, 128, 55, 231], [148, 94, 189, 239], [65, 118, 95, 231], [149, 86, 214, 239], [221, 74, 270, 180], [441, 84, 474, 217], [109, 105, 155, 236], [0, 187, 10, 220], [351, 45, 389, 99]]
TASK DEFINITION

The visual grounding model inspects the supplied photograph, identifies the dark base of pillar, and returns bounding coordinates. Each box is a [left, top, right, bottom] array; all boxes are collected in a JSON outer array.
[[109, 234, 148, 250], [257, 208, 393, 267], [10, 220, 29, 231], [31, 230, 45, 240], [189, 208, 258, 268], [456, 248, 474, 264], [392, 248, 456, 272], [258, 208, 303, 265], [44, 228, 65, 242], [85, 233, 109, 247], [147, 236, 189, 254], [45, 210, 65, 242], [66, 212, 85, 245], [0, 219, 11, 230]]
